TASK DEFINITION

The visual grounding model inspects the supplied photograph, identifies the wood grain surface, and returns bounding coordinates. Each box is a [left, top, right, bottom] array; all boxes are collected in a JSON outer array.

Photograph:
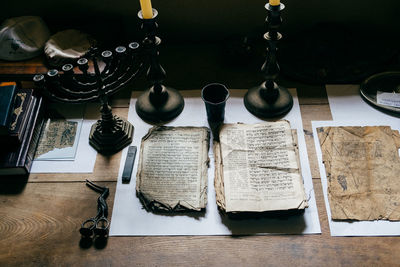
[[1, 180, 400, 266], [1, 58, 399, 267]]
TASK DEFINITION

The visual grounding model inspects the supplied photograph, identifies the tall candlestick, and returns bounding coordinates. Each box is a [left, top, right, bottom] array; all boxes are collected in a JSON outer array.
[[140, 0, 153, 19], [269, 0, 280, 6], [135, 9, 184, 124], [244, 1, 293, 118]]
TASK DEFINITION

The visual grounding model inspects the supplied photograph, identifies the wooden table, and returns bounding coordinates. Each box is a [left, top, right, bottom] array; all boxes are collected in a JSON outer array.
[[0, 54, 399, 267]]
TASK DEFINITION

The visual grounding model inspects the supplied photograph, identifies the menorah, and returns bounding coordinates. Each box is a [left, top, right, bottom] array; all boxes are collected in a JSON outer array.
[[33, 9, 184, 155]]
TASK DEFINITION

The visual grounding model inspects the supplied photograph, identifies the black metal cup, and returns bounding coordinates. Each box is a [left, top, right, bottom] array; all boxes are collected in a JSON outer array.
[[201, 83, 230, 123]]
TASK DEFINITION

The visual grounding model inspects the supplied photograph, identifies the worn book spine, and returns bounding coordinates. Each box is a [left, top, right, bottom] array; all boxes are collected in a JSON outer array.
[[0, 82, 17, 135], [23, 97, 45, 174], [0, 95, 44, 176], [4, 89, 34, 146]]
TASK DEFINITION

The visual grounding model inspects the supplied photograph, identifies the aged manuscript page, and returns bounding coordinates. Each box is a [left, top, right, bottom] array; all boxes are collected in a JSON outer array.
[[215, 121, 308, 213], [136, 126, 210, 212], [35, 120, 78, 158], [317, 126, 400, 221]]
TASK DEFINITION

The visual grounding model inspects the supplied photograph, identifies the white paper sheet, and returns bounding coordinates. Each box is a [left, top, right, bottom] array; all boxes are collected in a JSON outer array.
[[312, 120, 400, 236], [377, 91, 400, 108], [31, 104, 97, 173], [110, 89, 321, 236], [326, 84, 400, 121], [310, 84, 400, 236]]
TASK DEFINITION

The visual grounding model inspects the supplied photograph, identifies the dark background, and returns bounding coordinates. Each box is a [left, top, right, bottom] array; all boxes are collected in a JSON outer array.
[[3, 0, 400, 43], [2, 0, 400, 87]]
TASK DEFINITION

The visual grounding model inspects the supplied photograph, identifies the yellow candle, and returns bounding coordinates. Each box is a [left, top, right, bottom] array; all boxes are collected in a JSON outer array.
[[269, 0, 280, 6], [140, 0, 153, 19]]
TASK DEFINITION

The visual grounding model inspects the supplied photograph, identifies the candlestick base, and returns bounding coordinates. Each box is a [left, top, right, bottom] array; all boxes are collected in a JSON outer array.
[[135, 85, 184, 124], [244, 82, 293, 118], [89, 116, 134, 155]]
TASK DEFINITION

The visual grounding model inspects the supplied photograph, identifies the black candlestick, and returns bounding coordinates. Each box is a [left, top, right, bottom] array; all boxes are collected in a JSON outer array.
[[135, 9, 184, 124], [244, 3, 293, 118]]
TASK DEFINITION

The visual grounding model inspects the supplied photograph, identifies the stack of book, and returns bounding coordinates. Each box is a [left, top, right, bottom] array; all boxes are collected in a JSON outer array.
[[0, 82, 45, 176]]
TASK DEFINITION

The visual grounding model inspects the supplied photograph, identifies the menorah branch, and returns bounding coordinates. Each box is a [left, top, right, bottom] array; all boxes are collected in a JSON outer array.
[[34, 44, 139, 155]]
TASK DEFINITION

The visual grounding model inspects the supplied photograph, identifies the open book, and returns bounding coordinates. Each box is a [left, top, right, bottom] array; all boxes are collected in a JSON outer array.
[[214, 121, 308, 216], [136, 126, 210, 212]]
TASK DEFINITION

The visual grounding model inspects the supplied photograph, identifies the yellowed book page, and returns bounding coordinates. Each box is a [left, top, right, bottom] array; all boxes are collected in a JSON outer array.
[[317, 126, 400, 220], [136, 126, 210, 212], [219, 121, 307, 213]]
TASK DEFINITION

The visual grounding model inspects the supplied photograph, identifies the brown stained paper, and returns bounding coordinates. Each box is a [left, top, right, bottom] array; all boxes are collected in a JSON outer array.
[[214, 121, 308, 213], [35, 119, 78, 158], [213, 141, 226, 211], [317, 126, 400, 221], [136, 126, 210, 212]]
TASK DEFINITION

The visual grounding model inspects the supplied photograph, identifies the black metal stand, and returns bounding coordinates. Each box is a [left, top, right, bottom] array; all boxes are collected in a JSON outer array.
[[34, 43, 142, 104], [244, 3, 293, 118], [135, 9, 184, 124], [33, 46, 137, 155], [88, 50, 134, 155], [33, 8, 186, 154]]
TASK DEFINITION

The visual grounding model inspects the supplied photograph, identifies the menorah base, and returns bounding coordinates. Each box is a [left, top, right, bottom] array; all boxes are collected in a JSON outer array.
[[136, 86, 184, 124], [89, 116, 134, 155], [244, 82, 293, 118]]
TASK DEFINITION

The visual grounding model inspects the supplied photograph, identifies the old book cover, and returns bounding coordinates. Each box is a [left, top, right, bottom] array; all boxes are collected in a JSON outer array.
[[0, 95, 44, 176], [136, 126, 210, 212], [0, 82, 17, 135], [4, 88, 34, 146], [214, 121, 308, 216], [317, 126, 400, 221]]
